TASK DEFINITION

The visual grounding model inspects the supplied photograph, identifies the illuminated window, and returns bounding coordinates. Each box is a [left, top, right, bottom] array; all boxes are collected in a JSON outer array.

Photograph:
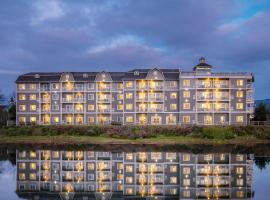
[[236, 178, 243, 186], [117, 163, 123, 169], [19, 173, 26, 180], [125, 165, 133, 173], [170, 104, 177, 110], [170, 166, 177, 173], [183, 167, 190, 174], [88, 104, 94, 111], [168, 81, 177, 88], [117, 104, 123, 111], [183, 178, 190, 186], [183, 103, 190, 109], [125, 81, 133, 88], [19, 94, 26, 100], [236, 154, 244, 161], [183, 80, 190, 87], [126, 177, 133, 184], [183, 91, 190, 98], [52, 83, 59, 89], [117, 83, 123, 89], [30, 105, 36, 111], [126, 116, 133, 123], [126, 188, 133, 195], [236, 79, 244, 86], [18, 84, 25, 90], [30, 151, 36, 158], [29, 94, 37, 100], [151, 152, 162, 160], [126, 153, 133, 160], [183, 154, 190, 161], [19, 105, 26, 111], [170, 92, 177, 99], [220, 154, 226, 160], [126, 93, 133, 99], [29, 84, 36, 90], [19, 151, 26, 158], [30, 163, 37, 170], [236, 103, 244, 109], [183, 116, 190, 123], [30, 117, 36, 123], [19, 163, 26, 169], [170, 177, 177, 184], [236, 115, 244, 123], [117, 94, 123, 100], [183, 190, 190, 198], [126, 104, 133, 110], [19, 117, 26, 123], [88, 163, 94, 170], [88, 117, 94, 123], [236, 90, 244, 98], [166, 152, 176, 160], [204, 154, 212, 161], [53, 117, 59, 123], [236, 167, 243, 174], [236, 190, 244, 198]]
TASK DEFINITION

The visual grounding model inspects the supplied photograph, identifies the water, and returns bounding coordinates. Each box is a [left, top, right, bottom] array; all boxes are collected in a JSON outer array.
[[0, 145, 270, 200]]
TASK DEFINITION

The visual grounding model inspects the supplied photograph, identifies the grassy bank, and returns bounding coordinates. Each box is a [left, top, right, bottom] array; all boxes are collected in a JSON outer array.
[[0, 125, 270, 145]]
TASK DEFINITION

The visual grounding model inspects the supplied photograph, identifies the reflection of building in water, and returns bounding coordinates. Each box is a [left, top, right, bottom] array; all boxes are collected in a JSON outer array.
[[16, 150, 253, 199]]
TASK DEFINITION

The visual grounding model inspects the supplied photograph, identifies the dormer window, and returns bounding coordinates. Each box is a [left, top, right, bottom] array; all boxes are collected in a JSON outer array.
[[134, 71, 139, 76], [34, 74, 40, 79], [65, 74, 69, 81], [83, 73, 88, 78]]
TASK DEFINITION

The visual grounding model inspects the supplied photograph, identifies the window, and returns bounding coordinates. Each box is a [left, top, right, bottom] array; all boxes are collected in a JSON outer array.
[[88, 117, 94, 124], [18, 151, 26, 158], [29, 94, 37, 100], [236, 90, 244, 98], [52, 104, 59, 111], [29, 84, 36, 90], [236, 178, 243, 186], [183, 178, 190, 186], [170, 104, 177, 110], [52, 93, 59, 100], [117, 94, 123, 100], [183, 167, 190, 174], [18, 84, 25, 90], [220, 154, 226, 160], [183, 91, 190, 98], [236, 115, 244, 123], [30, 151, 36, 158], [126, 177, 133, 184], [183, 154, 190, 161], [117, 163, 123, 169], [183, 116, 190, 123], [19, 105, 26, 111], [236, 103, 244, 109], [236, 79, 244, 86], [125, 81, 133, 88], [183, 103, 190, 109], [236, 190, 244, 198], [53, 117, 59, 123], [126, 188, 133, 195], [88, 83, 94, 89], [204, 154, 212, 161], [30, 117, 36, 123], [88, 104, 94, 111], [126, 116, 133, 123], [30, 163, 37, 170], [125, 165, 133, 173], [183, 190, 190, 198], [117, 83, 123, 90], [19, 173, 26, 180], [236, 167, 243, 174], [166, 152, 176, 160], [168, 81, 177, 88], [183, 80, 190, 87], [19, 163, 26, 169], [52, 83, 59, 90], [19, 94, 26, 100], [125, 153, 133, 160], [170, 177, 177, 184], [117, 104, 123, 111], [151, 152, 162, 160], [236, 154, 244, 161], [88, 163, 94, 170], [126, 104, 133, 110], [126, 93, 133, 99], [170, 92, 177, 99], [30, 105, 36, 111], [19, 117, 26, 123], [88, 94, 94, 100], [170, 166, 177, 173]]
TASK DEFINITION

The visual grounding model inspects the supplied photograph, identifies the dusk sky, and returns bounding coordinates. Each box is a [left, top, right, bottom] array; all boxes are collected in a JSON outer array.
[[0, 0, 269, 99]]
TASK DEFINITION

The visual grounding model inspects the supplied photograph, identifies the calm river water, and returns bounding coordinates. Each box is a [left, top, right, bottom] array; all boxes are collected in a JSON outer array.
[[0, 144, 269, 200]]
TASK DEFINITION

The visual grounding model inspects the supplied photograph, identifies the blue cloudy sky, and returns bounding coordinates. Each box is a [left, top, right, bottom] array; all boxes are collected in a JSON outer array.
[[0, 0, 270, 99]]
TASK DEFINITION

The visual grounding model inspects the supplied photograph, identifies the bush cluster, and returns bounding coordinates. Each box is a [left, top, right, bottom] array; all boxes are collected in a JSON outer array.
[[0, 125, 270, 140]]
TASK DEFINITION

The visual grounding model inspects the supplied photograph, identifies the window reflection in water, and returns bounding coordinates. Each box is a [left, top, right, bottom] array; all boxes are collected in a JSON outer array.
[[16, 150, 253, 199]]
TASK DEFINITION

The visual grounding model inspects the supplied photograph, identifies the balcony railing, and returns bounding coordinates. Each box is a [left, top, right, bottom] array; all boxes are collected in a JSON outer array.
[[197, 108, 213, 112], [137, 108, 148, 112], [197, 83, 212, 88], [40, 87, 50, 92], [149, 97, 163, 101], [62, 108, 74, 112], [97, 109, 111, 113], [197, 95, 213, 101], [74, 109, 84, 113], [41, 98, 51, 103], [97, 98, 111, 103], [148, 108, 163, 112], [136, 85, 148, 90], [62, 98, 73, 103], [149, 85, 163, 90], [74, 98, 85, 103]]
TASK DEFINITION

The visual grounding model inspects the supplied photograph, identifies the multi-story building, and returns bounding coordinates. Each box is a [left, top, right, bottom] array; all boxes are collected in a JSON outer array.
[[16, 57, 254, 125], [16, 150, 253, 199]]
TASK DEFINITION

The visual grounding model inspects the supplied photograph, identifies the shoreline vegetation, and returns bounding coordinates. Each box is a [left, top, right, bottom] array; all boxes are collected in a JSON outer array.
[[0, 125, 270, 145]]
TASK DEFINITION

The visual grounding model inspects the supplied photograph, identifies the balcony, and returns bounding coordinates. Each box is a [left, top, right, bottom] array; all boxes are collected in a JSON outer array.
[[197, 83, 212, 88], [97, 109, 111, 113], [74, 98, 85, 103], [97, 85, 111, 91], [74, 86, 84, 91], [197, 95, 213, 101], [62, 108, 74, 113], [97, 98, 111, 103], [136, 84, 148, 90], [41, 98, 51, 103], [62, 98, 73, 103], [74, 109, 84, 113], [214, 96, 230, 101], [149, 97, 163, 101], [214, 108, 229, 112], [149, 85, 163, 90], [148, 108, 163, 112], [40, 87, 50, 92], [137, 107, 148, 112], [197, 107, 213, 112], [136, 97, 148, 101]]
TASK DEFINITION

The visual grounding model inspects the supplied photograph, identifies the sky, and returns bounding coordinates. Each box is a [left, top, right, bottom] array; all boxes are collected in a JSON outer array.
[[0, 0, 270, 100]]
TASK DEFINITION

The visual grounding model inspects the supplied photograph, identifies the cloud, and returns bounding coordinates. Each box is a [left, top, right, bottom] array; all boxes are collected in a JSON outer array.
[[31, 0, 65, 25]]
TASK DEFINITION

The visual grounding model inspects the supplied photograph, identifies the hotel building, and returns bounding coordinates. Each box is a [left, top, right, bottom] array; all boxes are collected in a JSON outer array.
[[16, 57, 254, 125], [16, 150, 253, 199]]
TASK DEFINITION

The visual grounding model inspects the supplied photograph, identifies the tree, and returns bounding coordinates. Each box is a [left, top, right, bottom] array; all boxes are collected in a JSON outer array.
[[0, 90, 4, 105], [254, 102, 269, 121]]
